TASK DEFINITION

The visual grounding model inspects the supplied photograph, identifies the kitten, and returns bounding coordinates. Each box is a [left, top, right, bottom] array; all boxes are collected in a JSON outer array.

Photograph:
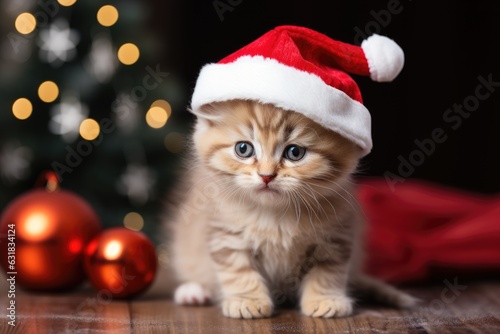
[[164, 99, 416, 318]]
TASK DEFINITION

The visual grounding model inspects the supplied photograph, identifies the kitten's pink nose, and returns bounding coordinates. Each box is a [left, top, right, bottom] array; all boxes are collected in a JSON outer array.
[[259, 174, 277, 184]]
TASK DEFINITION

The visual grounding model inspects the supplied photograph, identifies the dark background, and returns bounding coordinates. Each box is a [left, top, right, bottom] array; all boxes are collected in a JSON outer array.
[[153, 0, 500, 195]]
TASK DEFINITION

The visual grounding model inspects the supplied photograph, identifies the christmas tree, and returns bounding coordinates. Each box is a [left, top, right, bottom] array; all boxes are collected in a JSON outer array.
[[0, 0, 187, 245]]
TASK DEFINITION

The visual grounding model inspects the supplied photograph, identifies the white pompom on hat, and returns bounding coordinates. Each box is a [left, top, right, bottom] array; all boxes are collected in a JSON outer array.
[[191, 25, 404, 156]]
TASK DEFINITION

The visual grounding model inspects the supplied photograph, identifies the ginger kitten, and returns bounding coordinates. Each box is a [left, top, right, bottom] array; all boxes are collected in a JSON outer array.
[[164, 100, 416, 319]]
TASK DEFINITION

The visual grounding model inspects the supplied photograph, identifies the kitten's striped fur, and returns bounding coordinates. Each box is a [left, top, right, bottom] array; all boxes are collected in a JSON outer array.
[[165, 100, 416, 318]]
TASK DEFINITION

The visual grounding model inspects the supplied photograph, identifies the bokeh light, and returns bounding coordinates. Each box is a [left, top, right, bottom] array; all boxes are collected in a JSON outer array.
[[97, 5, 119, 27], [164, 132, 184, 153], [146, 106, 169, 129], [123, 212, 144, 231], [117, 43, 140, 65], [57, 0, 77, 6], [12, 98, 33, 120], [38, 81, 59, 103], [151, 99, 172, 117], [15, 13, 36, 35], [79, 118, 100, 140]]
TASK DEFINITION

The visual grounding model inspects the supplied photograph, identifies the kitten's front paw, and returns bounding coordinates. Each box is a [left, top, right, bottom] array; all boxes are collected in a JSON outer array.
[[221, 297, 274, 319], [174, 282, 212, 306], [301, 295, 353, 318]]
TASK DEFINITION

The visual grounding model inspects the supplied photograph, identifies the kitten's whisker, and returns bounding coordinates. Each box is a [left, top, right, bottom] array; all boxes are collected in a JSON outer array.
[[289, 191, 303, 234], [278, 196, 289, 223], [220, 185, 240, 204], [184, 172, 232, 197], [299, 186, 325, 222], [325, 183, 357, 213], [302, 184, 330, 219], [299, 186, 330, 238], [329, 180, 365, 212], [292, 189, 319, 243], [307, 178, 357, 213], [302, 182, 347, 232]]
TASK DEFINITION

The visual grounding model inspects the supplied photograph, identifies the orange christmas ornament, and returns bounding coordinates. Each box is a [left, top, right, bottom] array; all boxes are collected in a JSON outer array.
[[0, 171, 102, 291], [83, 227, 157, 299]]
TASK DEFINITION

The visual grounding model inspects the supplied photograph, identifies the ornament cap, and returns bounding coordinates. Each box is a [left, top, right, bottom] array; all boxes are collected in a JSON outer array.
[[36, 170, 60, 192]]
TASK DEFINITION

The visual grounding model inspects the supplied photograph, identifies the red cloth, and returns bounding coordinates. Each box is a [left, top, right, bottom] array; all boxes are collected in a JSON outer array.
[[358, 178, 500, 284]]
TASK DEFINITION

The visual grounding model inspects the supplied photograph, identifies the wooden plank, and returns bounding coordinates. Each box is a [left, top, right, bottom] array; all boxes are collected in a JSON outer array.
[[0, 283, 132, 334]]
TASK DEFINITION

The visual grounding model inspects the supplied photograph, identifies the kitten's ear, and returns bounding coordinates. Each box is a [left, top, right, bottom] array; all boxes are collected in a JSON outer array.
[[188, 103, 223, 125]]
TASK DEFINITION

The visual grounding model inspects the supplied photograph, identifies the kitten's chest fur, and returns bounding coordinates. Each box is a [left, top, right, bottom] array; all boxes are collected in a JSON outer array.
[[251, 233, 312, 299], [213, 201, 348, 296]]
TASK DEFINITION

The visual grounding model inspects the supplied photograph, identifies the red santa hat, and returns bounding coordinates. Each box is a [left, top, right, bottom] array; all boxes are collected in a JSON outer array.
[[191, 25, 404, 156]]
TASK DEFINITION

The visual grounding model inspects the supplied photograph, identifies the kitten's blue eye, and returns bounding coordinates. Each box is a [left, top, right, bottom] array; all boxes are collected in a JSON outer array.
[[284, 145, 306, 161], [235, 141, 254, 158]]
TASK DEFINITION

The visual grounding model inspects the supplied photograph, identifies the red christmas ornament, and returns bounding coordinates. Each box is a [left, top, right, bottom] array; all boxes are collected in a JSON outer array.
[[83, 227, 157, 299], [0, 171, 102, 291]]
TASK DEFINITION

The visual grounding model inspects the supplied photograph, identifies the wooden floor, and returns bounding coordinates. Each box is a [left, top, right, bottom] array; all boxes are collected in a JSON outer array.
[[1, 275, 500, 333]]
